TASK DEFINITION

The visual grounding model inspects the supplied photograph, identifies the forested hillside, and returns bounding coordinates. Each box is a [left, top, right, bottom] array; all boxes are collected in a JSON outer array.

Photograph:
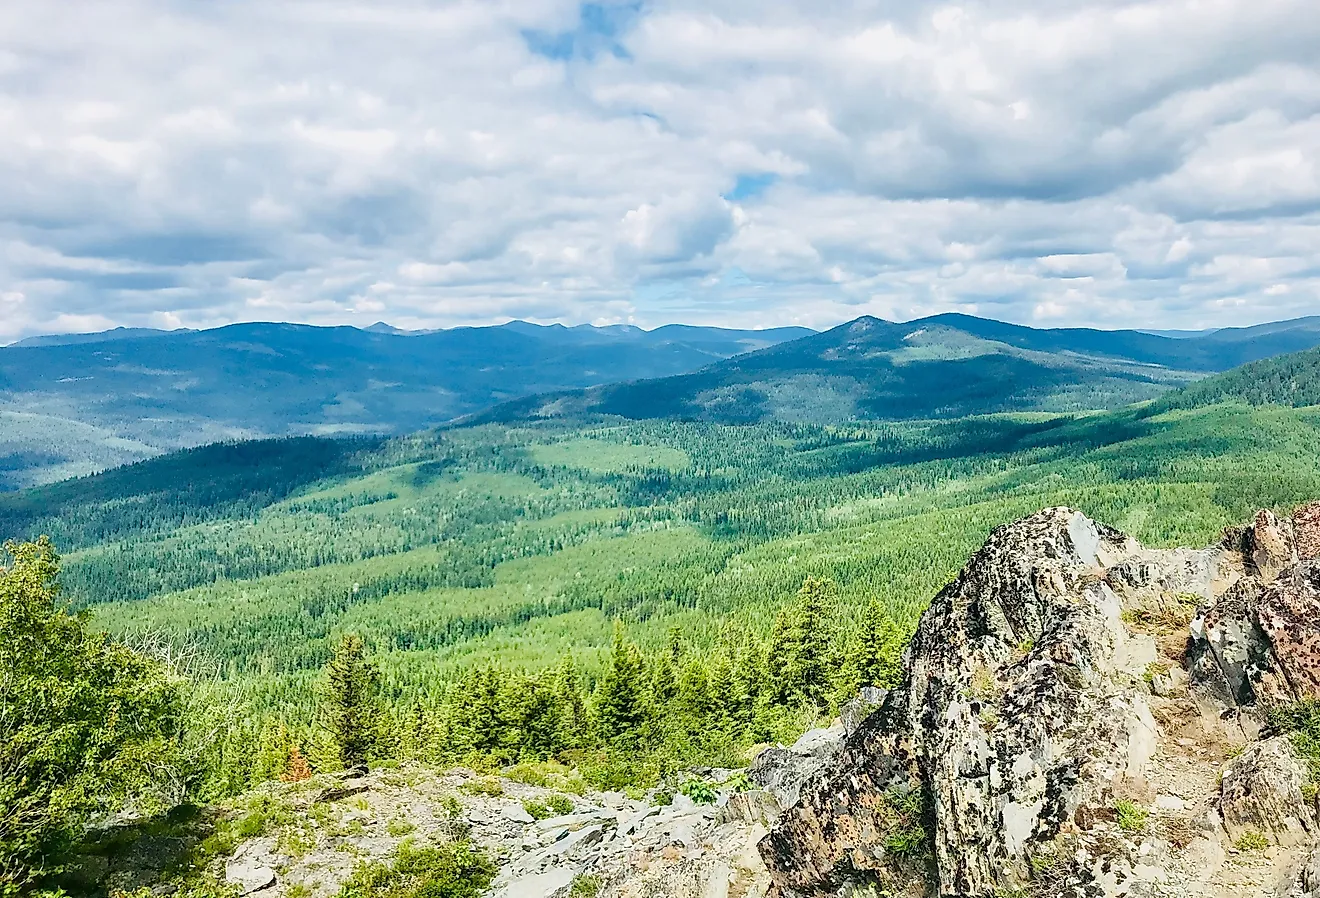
[[1159, 345, 1320, 410], [473, 314, 1320, 426], [4, 399, 1320, 808], [0, 320, 810, 490]]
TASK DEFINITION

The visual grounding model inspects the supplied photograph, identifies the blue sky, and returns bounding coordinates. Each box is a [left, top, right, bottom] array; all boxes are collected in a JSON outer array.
[[1, 0, 1318, 341]]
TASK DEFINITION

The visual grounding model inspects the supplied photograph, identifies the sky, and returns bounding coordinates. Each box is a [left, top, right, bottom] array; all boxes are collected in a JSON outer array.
[[1, 0, 1318, 342]]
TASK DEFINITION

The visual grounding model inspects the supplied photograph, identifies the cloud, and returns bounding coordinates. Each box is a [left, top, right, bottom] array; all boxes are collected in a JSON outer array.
[[0, 0, 1318, 341]]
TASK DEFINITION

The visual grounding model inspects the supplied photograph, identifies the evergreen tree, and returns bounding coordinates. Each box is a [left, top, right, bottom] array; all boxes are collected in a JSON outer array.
[[322, 633, 380, 768], [512, 674, 564, 759], [766, 577, 837, 708], [1, 538, 184, 889], [552, 655, 588, 750], [845, 600, 905, 693], [794, 577, 833, 706], [594, 622, 648, 749], [650, 649, 679, 709]]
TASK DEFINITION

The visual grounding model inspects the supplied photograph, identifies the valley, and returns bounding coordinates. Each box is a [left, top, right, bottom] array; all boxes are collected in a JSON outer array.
[[6, 327, 1320, 897], [0, 321, 811, 490]]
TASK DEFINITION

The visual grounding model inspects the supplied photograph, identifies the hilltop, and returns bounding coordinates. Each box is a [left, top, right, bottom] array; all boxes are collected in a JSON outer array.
[[1160, 344, 1320, 411]]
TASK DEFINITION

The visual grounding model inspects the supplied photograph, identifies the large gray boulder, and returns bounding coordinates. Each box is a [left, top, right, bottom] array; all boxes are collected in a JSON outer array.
[[748, 723, 846, 811], [1219, 736, 1316, 847]]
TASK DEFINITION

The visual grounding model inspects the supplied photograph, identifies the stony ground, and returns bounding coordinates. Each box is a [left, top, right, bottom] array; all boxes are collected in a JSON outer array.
[[212, 760, 778, 898]]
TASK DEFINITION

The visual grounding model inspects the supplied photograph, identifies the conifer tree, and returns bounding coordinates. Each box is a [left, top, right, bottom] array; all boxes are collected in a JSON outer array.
[[794, 576, 833, 706], [552, 655, 588, 750], [766, 577, 837, 708], [594, 622, 648, 748], [846, 599, 905, 692], [766, 607, 796, 705], [650, 649, 679, 709], [323, 633, 380, 769]]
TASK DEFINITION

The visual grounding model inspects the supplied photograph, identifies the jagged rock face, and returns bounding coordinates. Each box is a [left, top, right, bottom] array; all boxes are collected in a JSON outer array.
[[1296, 501, 1320, 561], [1219, 736, 1315, 847], [762, 502, 1320, 898], [1191, 501, 1320, 711], [765, 509, 1158, 896], [749, 724, 847, 811]]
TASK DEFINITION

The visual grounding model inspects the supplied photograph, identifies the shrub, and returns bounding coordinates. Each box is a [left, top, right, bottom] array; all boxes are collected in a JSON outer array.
[[679, 778, 718, 805], [336, 840, 496, 898], [568, 875, 602, 898], [722, 771, 752, 793], [524, 793, 576, 820], [459, 777, 503, 798], [1234, 829, 1269, 852]]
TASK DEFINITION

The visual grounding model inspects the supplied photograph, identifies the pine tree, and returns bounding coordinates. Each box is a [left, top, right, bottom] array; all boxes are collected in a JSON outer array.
[[765, 577, 837, 708], [552, 655, 588, 750], [766, 607, 796, 705], [594, 622, 648, 749], [650, 648, 679, 709], [847, 600, 904, 691], [794, 577, 833, 707], [323, 633, 380, 769]]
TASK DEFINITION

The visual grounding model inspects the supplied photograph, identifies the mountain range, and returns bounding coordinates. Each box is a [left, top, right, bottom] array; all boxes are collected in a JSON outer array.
[[5, 312, 1320, 490], [473, 313, 1320, 425], [0, 320, 810, 489]]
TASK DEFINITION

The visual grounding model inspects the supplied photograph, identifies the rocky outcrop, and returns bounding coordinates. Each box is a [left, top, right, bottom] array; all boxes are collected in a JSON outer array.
[[749, 724, 847, 811], [1219, 736, 1315, 847], [762, 502, 1320, 898], [1191, 505, 1320, 712]]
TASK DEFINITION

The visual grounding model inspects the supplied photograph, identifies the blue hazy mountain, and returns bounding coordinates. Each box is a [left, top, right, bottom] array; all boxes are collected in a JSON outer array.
[[473, 313, 1320, 426], [0, 320, 811, 488]]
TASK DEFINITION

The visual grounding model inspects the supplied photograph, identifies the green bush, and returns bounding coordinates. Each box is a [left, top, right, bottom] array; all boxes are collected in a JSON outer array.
[[568, 875, 602, 898], [523, 794, 575, 820], [1, 539, 185, 892], [336, 840, 496, 898], [1234, 829, 1270, 851], [679, 778, 718, 805]]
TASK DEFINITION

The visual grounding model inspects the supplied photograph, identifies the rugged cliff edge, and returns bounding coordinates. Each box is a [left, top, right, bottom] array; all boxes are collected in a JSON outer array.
[[761, 502, 1320, 898]]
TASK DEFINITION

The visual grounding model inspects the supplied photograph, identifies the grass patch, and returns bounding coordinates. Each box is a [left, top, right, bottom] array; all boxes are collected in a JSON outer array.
[[522, 794, 575, 820], [459, 777, 504, 798], [1114, 799, 1149, 833], [387, 818, 417, 837], [568, 874, 603, 898], [878, 789, 929, 857], [503, 760, 588, 795]]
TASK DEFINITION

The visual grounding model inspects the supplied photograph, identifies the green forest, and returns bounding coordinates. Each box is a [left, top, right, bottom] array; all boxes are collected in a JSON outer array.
[[6, 392, 1320, 891]]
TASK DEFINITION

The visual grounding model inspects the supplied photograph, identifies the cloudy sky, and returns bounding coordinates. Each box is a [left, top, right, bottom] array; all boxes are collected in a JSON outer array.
[[1, 0, 1318, 341]]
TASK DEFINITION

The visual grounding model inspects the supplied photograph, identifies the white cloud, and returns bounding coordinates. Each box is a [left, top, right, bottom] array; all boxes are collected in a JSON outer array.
[[0, 0, 1317, 340]]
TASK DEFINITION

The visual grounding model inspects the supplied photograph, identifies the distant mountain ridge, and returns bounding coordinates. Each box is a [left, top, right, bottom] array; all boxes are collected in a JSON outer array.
[[10, 326, 199, 348], [0, 319, 812, 489], [471, 313, 1320, 426]]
